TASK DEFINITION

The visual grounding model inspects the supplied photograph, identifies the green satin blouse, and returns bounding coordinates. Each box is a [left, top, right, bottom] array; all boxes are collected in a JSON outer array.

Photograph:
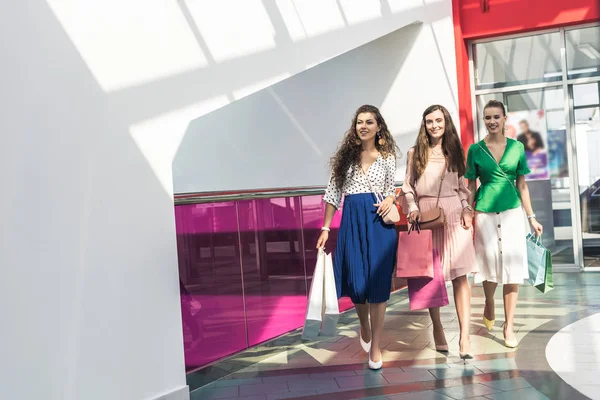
[[465, 138, 530, 213]]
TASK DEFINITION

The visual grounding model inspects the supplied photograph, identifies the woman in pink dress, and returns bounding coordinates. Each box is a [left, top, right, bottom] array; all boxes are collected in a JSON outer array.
[[401, 105, 478, 359]]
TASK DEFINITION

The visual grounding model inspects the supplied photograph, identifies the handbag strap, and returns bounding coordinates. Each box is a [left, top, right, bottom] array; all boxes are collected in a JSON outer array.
[[477, 142, 520, 197], [434, 159, 447, 208]]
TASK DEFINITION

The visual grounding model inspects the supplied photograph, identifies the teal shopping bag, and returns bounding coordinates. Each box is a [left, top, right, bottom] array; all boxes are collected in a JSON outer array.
[[526, 233, 554, 294]]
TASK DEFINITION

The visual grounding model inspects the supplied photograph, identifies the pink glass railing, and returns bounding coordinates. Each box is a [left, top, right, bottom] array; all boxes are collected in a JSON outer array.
[[175, 191, 395, 371]]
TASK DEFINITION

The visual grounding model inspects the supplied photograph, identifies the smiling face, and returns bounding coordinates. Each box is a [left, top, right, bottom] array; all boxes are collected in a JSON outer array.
[[355, 112, 380, 143], [484, 106, 507, 135], [424, 109, 445, 143]]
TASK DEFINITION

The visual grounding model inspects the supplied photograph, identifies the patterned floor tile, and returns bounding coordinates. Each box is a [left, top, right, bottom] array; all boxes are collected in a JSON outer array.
[[434, 383, 501, 399], [187, 274, 600, 400]]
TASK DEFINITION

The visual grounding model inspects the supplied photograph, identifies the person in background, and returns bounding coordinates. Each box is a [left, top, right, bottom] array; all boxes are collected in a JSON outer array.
[[316, 104, 399, 370]]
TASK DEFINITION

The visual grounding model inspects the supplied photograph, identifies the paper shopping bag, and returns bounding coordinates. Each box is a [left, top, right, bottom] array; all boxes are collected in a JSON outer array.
[[526, 233, 546, 287], [407, 249, 449, 310], [320, 251, 339, 336], [526, 234, 554, 294], [396, 229, 434, 278], [302, 249, 326, 340]]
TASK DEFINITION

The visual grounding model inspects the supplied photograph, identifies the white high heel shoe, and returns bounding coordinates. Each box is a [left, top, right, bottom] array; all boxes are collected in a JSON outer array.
[[360, 335, 371, 353]]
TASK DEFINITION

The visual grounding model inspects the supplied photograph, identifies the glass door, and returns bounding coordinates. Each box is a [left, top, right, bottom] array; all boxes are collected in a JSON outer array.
[[566, 25, 600, 268], [571, 82, 600, 268]]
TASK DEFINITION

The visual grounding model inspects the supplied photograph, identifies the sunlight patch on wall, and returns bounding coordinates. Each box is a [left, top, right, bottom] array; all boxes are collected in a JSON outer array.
[[129, 96, 230, 194], [46, 0, 208, 92], [339, 0, 382, 25], [286, 0, 346, 37], [185, 0, 276, 63], [387, 0, 423, 14], [275, 0, 308, 41]]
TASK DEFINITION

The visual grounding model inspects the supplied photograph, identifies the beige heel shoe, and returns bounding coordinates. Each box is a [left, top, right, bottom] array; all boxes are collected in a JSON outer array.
[[504, 337, 519, 348], [459, 340, 473, 360], [483, 315, 495, 331]]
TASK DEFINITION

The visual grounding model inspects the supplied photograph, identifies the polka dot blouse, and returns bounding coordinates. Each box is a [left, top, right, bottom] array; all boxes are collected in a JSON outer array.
[[323, 153, 397, 209]]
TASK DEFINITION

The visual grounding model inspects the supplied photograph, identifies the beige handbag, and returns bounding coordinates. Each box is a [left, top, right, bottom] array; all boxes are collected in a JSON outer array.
[[417, 160, 447, 230], [361, 165, 400, 225]]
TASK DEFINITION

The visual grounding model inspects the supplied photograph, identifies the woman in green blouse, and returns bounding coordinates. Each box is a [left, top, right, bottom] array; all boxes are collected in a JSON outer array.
[[465, 100, 543, 349]]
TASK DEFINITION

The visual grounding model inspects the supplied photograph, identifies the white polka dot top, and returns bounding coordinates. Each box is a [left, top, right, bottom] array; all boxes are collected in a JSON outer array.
[[323, 153, 397, 209]]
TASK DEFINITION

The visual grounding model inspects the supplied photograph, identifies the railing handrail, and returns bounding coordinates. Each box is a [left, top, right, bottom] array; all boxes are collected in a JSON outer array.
[[174, 186, 326, 205], [174, 182, 403, 205]]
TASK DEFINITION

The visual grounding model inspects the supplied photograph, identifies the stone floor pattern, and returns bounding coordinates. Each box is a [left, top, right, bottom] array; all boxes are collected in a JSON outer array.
[[188, 273, 600, 400]]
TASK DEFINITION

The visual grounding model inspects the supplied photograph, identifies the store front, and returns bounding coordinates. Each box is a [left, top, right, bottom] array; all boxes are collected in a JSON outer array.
[[469, 24, 600, 269], [453, 1, 600, 270]]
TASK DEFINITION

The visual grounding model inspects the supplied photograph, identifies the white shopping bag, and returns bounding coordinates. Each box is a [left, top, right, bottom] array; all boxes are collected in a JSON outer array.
[[302, 249, 339, 340], [320, 251, 339, 336]]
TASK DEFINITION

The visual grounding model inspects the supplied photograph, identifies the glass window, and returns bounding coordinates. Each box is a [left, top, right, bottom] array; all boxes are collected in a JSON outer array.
[[566, 26, 600, 78], [476, 88, 568, 183], [573, 83, 600, 107], [474, 32, 562, 89]]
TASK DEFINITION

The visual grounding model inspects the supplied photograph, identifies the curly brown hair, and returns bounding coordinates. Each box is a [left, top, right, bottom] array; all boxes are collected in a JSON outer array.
[[410, 104, 466, 181], [330, 105, 399, 190]]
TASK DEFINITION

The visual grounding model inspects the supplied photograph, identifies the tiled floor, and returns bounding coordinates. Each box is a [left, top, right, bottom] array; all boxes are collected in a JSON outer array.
[[188, 273, 600, 400]]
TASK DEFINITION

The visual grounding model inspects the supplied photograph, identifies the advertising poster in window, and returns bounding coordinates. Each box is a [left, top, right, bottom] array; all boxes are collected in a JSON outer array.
[[504, 110, 549, 180]]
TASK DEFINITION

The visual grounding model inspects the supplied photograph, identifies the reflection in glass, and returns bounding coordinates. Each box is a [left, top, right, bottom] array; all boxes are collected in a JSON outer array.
[[175, 203, 247, 370], [474, 32, 562, 89], [237, 197, 307, 347], [566, 26, 600, 79]]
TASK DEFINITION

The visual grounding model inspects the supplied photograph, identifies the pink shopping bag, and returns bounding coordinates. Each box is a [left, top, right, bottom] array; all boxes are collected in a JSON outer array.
[[396, 229, 434, 278], [407, 249, 449, 311]]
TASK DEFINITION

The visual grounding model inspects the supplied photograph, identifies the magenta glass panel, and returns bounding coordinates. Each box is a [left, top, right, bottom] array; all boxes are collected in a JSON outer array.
[[237, 197, 308, 346], [300, 195, 353, 312], [175, 203, 247, 370]]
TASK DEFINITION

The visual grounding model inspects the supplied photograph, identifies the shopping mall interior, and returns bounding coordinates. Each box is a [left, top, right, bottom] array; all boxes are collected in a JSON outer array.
[[1, 1, 599, 399]]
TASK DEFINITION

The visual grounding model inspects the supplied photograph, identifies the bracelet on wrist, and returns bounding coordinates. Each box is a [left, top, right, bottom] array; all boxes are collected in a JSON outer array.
[[527, 214, 536, 220], [321, 227, 331, 232]]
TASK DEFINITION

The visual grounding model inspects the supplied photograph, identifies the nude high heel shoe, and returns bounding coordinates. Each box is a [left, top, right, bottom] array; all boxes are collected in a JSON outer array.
[[483, 315, 495, 331]]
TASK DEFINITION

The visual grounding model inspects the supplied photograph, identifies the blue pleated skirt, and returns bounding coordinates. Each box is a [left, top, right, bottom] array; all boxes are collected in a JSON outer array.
[[334, 193, 398, 304]]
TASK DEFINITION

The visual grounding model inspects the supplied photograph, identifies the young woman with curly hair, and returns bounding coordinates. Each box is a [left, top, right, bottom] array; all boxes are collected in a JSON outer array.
[[316, 104, 399, 370]]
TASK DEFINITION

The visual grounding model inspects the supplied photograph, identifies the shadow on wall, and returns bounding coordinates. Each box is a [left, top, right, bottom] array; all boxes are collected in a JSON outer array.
[[174, 22, 423, 194]]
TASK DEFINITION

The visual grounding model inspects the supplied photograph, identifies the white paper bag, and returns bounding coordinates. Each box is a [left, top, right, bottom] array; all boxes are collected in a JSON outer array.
[[320, 251, 339, 336], [302, 249, 339, 340]]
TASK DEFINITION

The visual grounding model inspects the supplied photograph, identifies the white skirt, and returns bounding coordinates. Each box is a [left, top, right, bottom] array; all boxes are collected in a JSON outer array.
[[473, 207, 529, 285]]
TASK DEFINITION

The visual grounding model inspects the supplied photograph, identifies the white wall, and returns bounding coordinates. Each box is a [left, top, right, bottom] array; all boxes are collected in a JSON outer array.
[[0, 0, 457, 399], [0, 2, 187, 400]]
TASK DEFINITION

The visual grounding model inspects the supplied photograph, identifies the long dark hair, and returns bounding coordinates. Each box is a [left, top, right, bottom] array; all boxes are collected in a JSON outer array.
[[410, 104, 465, 181], [330, 105, 399, 189]]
